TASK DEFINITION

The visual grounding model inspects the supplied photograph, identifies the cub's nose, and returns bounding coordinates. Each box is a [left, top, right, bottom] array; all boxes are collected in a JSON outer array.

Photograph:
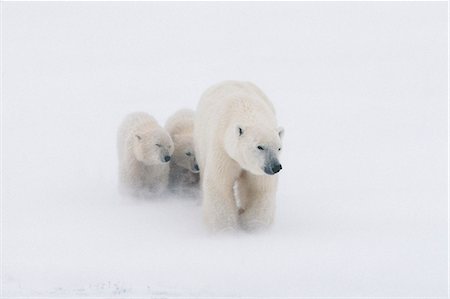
[[272, 163, 282, 174], [194, 164, 199, 172], [164, 155, 171, 162]]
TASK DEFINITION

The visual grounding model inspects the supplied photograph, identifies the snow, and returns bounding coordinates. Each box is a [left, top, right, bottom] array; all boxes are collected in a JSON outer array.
[[2, 2, 448, 297]]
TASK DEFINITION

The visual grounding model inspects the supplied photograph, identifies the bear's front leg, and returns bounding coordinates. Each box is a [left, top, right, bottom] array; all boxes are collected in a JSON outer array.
[[142, 164, 169, 198], [237, 171, 278, 231], [202, 169, 239, 232]]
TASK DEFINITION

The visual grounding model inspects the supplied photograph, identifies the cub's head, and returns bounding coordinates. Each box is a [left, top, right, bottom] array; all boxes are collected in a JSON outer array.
[[133, 127, 174, 165], [171, 134, 199, 173], [224, 125, 284, 176]]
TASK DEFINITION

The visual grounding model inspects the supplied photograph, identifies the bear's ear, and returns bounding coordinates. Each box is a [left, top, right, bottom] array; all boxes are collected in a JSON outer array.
[[135, 134, 142, 141], [237, 126, 244, 137], [277, 127, 284, 139], [172, 134, 180, 144], [172, 134, 185, 146]]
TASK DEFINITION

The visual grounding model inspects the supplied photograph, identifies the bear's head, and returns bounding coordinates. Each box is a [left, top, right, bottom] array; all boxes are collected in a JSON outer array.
[[133, 126, 174, 165], [224, 124, 284, 176], [171, 134, 200, 173]]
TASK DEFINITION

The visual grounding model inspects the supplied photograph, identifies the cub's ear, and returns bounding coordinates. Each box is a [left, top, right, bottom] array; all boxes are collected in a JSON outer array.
[[135, 134, 142, 141], [172, 134, 190, 144], [172, 134, 180, 144], [278, 127, 284, 139], [237, 126, 244, 136]]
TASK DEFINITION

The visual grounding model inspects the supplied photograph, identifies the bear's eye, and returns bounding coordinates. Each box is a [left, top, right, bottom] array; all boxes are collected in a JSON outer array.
[[278, 148, 282, 151], [155, 144, 161, 147], [257, 146, 264, 151], [185, 152, 192, 157]]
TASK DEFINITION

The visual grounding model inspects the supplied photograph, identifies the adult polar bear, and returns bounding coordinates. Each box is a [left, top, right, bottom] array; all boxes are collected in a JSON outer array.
[[194, 81, 284, 231]]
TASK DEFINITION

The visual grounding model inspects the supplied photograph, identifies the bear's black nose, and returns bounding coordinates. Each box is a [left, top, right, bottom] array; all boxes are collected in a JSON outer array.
[[265, 162, 282, 175], [194, 164, 199, 171], [271, 163, 282, 174], [164, 155, 171, 162]]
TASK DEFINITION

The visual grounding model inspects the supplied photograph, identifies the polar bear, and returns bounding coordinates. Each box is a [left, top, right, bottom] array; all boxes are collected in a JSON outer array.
[[117, 112, 174, 197], [165, 109, 200, 194], [194, 81, 284, 231]]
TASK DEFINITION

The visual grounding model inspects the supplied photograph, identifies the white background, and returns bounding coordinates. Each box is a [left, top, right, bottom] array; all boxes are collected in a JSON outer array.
[[2, 2, 448, 297]]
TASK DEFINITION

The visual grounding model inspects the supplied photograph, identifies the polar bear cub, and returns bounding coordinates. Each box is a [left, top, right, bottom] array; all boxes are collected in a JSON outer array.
[[117, 112, 174, 196], [165, 109, 200, 192], [194, 81, 284, 231]]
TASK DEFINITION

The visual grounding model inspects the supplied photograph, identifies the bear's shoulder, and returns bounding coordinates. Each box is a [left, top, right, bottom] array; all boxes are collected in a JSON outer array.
[[165, 109, 195, 136]]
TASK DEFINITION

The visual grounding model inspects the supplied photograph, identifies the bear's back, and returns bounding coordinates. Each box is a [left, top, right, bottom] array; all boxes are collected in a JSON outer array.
[[165, 109, 195, 137], [197, 81, 276, 129]]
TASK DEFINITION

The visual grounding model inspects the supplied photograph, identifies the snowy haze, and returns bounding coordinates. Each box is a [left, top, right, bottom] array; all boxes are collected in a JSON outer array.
[[2, 2, 448, 297]]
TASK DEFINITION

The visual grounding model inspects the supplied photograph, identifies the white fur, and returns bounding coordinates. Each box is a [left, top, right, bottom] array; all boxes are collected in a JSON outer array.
[[194, 81, 284, 232], [165, 109, 200, 193], [117, 112, 174, 197]]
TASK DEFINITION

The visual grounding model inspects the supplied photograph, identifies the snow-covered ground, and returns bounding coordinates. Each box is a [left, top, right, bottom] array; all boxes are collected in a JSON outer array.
[[2, 2, 448, 297]]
